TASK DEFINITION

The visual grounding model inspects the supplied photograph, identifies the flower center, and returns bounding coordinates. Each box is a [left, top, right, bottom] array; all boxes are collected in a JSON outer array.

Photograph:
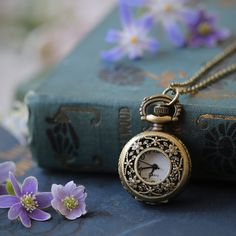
[[63, 196, 79, 211], [20, 192, 38, 212], [197, 22, 211, 35], [164, 4, 173, 12], [130, 36, 138, 44]]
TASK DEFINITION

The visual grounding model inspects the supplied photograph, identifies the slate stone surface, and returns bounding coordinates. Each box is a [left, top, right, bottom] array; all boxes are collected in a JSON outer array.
[[0, 127, 236, 236]]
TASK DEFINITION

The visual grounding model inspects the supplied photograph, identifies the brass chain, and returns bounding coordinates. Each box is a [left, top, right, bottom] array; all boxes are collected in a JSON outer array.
[[170, 41, 236, 94]]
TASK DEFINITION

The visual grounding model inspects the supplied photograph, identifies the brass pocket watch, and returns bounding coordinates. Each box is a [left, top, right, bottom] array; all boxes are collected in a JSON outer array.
[[118, 41, 236, 204], [118, 91, 191, 204]]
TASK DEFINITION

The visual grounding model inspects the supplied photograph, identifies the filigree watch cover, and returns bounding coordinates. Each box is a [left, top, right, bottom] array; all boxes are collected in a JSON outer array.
[[118, 93, 191, 204]]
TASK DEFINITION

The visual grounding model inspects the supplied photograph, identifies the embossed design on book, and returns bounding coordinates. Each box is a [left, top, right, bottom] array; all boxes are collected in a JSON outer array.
[[198, 114, 236, 176], [46, 106, 101, 167], [99, 64, 146, 85]]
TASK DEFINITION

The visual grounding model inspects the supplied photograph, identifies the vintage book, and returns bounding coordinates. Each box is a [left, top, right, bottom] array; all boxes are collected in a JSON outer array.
[[1, 127, 236, 235], [26, 0, 236, 181]]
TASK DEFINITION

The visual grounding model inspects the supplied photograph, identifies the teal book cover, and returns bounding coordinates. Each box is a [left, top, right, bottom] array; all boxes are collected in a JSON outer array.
[[26, 0, 236, 181]]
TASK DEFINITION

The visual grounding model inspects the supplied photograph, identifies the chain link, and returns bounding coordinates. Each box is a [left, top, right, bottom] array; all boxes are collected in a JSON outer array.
[[170, 41, 236, 94]]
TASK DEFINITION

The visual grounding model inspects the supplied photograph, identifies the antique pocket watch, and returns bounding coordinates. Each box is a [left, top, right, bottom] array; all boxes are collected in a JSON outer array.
[[118, 92, 191, 204], [118, 41, 236, 204]]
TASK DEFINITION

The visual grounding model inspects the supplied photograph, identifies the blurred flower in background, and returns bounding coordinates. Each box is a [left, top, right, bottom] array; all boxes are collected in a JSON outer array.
[[0, 0, 115, 142], [0, 0, 115, 117], [101, 2, 159, 61], [102, 0, 230, 61], [187, 9, 230, 47]]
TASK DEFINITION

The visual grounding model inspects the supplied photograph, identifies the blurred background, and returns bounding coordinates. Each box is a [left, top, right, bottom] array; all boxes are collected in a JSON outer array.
[[0, 0, 115, 118]]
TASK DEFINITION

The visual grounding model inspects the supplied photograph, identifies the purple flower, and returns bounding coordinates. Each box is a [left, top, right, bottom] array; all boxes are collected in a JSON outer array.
[[0, 173, 52, 228], [187, 9, 230, 47], [101, 1, 158, 61], [51, 181, 87, 220], [127, 0, 198, 47], [0, 162, 16, 195]]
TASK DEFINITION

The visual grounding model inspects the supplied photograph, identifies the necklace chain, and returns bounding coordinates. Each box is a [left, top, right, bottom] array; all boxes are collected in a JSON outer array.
[[170, 41, 236, 94]]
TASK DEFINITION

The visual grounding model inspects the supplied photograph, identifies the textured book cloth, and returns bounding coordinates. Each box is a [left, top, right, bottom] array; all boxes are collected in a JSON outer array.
[[26, 0, 236, 181], [1, 127, 236, 236]]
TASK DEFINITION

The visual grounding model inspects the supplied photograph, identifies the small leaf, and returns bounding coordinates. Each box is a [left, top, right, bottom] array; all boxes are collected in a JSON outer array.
[[6, 180, 15, 195]]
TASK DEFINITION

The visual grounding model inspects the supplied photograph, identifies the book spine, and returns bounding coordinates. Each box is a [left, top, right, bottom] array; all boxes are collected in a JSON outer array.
[[26, 92, 236, 181]]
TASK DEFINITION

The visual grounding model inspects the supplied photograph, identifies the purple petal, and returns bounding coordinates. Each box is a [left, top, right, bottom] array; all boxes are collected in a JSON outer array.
[[65, 207, 83, 220], [146, 39, 159, 53], [0, 162, 16, 183], [203, 11, 217, 24], [29, 209, 51, 221], [105, 29, 121, 43], [76, 191, 87, 201], [204, 36, 217, 47], [51, 199, 68, 215], [9, 172, 21, 197], [188, 36, 202, 47], [0, 184, 7, 195], [181, 8, 199, 24], [164, 21, 185, 47], [8, 202, 22, 220], [51, 184, 67, 199], [137, 14, 154, 31], [36, 192, 53, 208], [0, 195, 19, 208], [78, 201, 87, 215], [128, 47, 143, 60], [19, 210, 31, 228], [101, 47, 125, 62], [119, 0, 133, 26], [215, 28, 230, 40], [22, 176, 38, 195], [192, 9, 216, 26], [188, 35, 216, 47], [125, 0, 146, 6], [73, 186, 85, 197], [64, 181, 77, 193]]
